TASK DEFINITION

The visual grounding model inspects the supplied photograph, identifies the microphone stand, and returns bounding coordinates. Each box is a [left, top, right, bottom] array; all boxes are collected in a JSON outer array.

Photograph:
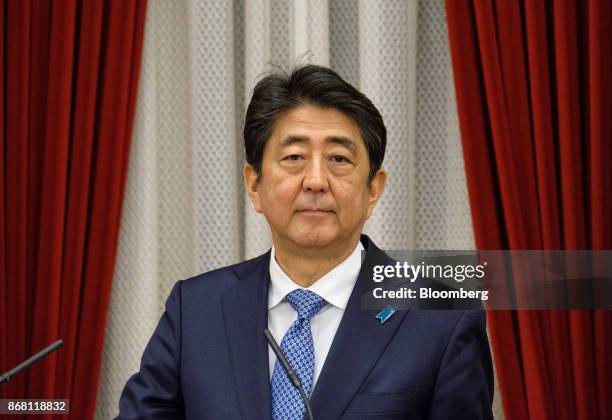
[[0, 340, 64, 386], [264, 329, 315, 420]]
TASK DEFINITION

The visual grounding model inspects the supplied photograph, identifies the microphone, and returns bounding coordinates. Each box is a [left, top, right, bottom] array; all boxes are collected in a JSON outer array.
[[0, 339, 64, 385], [263, 329, 314, 420]]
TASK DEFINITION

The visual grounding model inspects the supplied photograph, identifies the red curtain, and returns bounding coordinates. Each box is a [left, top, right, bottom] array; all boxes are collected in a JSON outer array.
[[446, 0, 612, 419], [0, 0, 147, 418]]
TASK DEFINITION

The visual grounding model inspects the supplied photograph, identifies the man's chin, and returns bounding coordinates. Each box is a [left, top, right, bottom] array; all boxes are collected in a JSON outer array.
[[290, 231, 336, 249]]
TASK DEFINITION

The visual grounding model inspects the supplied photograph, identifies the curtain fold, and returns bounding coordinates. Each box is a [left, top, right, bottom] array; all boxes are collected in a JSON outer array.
[[0, 1, 148, 419], [0, 0, 4, 399], [446, 0, 612, 419], [5, 0, 32, 404]]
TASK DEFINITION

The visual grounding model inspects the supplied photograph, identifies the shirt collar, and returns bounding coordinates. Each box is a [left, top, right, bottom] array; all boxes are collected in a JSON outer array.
[[268, 240, 365, 310]]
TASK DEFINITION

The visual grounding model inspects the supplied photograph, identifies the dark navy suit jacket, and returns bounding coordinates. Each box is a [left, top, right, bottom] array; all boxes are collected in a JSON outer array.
[[117, 236, 493, 419]]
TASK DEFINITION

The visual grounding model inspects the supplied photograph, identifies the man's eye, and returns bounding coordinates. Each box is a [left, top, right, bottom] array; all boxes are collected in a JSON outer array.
[[331, 155, 349, 163], [284, 154, 302, 161]]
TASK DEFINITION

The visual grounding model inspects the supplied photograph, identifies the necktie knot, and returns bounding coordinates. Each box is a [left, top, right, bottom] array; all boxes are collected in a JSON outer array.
[[286, 289, 326, 320]]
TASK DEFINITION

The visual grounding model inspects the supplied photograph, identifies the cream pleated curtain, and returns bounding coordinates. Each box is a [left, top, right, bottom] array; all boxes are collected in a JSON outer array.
[[95, 0, 489, 418]]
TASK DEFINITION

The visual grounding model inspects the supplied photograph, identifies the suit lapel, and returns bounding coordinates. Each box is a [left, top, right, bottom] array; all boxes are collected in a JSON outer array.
[[222, 253, 272, 420], [309, 236, 408, 419]]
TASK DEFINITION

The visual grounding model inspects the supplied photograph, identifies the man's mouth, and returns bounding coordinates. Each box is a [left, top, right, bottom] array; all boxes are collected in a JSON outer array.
[[297, 209, 334, 214]]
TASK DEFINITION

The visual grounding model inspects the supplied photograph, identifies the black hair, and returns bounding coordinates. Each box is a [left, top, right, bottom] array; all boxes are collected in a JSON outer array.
[[244, 64, 386, 182]]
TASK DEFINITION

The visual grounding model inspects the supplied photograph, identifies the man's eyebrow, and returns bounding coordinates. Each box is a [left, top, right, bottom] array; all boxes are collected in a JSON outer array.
[[278, 135, 358, 154], [327, 136, 357, 154]]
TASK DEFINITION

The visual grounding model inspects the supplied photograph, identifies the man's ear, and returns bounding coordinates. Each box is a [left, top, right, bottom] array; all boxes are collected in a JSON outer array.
[[366, 169, 387, 219], [243, 164, 264, 213]]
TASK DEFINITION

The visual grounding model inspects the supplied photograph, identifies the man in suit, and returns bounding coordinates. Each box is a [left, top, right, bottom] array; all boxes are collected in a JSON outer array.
[[117, 65, 493, 419]]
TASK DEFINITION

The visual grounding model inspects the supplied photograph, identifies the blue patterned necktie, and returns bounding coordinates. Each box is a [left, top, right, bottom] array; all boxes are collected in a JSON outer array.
[[271, 289, 327, 420]]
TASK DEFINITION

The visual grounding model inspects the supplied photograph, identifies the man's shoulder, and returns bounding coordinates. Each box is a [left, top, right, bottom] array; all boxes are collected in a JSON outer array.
[[180, 250, 271, 295], [404, 308, 486, 334]]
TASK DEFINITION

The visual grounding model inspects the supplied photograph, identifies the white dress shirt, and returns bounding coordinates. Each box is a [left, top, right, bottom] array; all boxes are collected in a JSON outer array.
[[267, 240, 364, 389]]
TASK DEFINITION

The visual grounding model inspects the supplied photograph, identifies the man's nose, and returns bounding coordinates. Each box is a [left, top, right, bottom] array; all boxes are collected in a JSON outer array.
[[302, 160, 329, 192]]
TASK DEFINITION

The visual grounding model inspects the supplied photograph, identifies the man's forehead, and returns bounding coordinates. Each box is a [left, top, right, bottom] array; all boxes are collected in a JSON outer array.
[[269, 105, 365, 149]]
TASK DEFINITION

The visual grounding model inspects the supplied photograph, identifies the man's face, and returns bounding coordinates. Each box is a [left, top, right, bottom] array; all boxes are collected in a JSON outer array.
[[244, 104, 386, 252]]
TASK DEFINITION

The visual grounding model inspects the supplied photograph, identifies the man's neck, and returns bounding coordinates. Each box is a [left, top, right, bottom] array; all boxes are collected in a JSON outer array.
[[272, 235, 362, 288]]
